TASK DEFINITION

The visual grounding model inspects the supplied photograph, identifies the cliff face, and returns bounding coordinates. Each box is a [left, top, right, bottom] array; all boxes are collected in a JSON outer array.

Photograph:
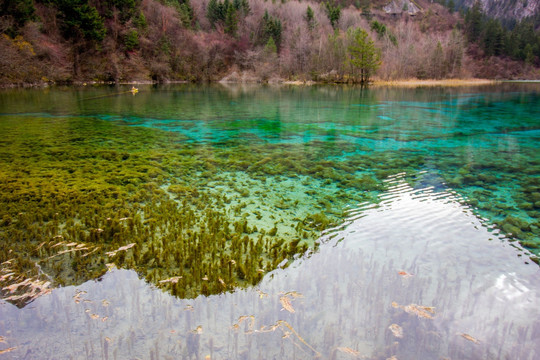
[[383, 0, 422, 15], [462, 0, 539, 21]]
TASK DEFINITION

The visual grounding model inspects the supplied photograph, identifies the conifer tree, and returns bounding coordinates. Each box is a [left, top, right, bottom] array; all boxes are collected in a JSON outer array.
[[265, 37, 277, 54], [207, 0, 220, 27], [324, 1, 341, 30], [1, 0, 36, 35], [51, 0, 106, 42], [177, 0, 195, 28], [224, 5, 238, 35], [464, 2, 483, 43], [305, 6, 315, 30], [45, 0, 106, 76], [261, 11, 282, 51], [346, 28, 381, 83]]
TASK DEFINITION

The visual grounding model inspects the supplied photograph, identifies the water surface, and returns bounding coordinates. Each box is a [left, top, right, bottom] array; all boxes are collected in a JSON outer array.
[[0, 84, 539, 359]]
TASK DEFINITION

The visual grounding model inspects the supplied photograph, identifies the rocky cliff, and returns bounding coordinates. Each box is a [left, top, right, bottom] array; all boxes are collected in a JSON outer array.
[[461, 0, 539, 21], [383, 0, 422, 15]]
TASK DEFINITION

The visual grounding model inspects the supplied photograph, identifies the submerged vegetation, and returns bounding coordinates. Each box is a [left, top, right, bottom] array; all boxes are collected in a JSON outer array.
[[0, 85, 539, 307], [0, 110, 388, 305]]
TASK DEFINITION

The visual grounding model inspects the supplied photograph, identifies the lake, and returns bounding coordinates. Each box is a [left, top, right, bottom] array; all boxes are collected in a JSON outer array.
[[0, 83, 539, 359]]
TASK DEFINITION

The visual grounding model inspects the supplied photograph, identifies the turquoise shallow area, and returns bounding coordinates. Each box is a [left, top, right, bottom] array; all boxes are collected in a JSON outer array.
[[0, 83, 539, 359]]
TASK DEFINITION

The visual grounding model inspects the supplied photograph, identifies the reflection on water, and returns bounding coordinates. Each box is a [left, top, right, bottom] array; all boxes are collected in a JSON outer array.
[[1, 176, 539, 359]]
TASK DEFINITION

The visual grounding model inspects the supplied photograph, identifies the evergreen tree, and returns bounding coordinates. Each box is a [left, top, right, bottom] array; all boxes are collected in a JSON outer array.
[[47, 0, 106, 42], [134, 10, 148, 31], [265, 37, 277, 54], [305, 6, 315, 31], [464, 2, 483, 43], [524, 44, 535, 64], [108, 0, 138, 21], [1, 0, 36, 35], [446, 0, 455, 13], [124, 29, 139, 51], [222, 0, 231, 19], [261, 11, 282, 51], [346, 28, 381, 83], [207, 0, 246, 32], [370, 21, 396, 45], [324, 1, 341, 30], [224, 4, 238, 36], [233, 0, 250, 16], [370, 21, 387, 38], [177, 0, 195, 28], [207, 0, 221, 27], [481, 19, 504, 56], [41, 0, 106, 76]]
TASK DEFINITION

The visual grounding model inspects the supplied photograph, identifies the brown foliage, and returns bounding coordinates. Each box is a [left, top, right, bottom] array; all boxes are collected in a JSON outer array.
[[465, 44, 539, 79], [0, 0, 538, 85], [377, 21, 465, 80], [0, 33, 44, 84]]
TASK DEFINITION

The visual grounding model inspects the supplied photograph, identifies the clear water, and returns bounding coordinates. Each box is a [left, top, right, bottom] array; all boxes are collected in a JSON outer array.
[[0, 84, 539, 359]]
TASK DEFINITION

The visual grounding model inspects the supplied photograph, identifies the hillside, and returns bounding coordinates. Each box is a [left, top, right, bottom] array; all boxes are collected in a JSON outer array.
[[0, 0, 539, 85]]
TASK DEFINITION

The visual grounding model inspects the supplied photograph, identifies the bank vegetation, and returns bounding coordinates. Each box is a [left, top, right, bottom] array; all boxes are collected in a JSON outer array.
[[1, 0, 539, 85]]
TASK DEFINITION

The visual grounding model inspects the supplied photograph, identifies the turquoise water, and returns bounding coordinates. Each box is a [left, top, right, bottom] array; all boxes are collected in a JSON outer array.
[[0, 84, 539, 359]]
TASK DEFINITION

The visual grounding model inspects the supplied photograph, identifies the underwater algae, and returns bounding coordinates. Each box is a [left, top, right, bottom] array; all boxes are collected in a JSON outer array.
[[0, 112, 415, 305], [0, 84, 539, 310]]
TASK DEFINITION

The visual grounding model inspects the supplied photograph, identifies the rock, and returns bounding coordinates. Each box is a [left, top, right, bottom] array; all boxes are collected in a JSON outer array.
[[219, 71, 259, 83], [383, 0, 422, 15], [219, 71, 241, 83], [268, 76, 284, 84], [318, 70, 339, 82], [463, 0, 540, 22]]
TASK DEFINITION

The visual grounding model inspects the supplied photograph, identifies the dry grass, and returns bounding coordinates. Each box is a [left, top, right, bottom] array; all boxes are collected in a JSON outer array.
[[371, 78, 498, 87]]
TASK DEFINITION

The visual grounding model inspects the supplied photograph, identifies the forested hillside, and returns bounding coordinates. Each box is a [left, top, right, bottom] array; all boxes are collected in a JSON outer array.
[[1, 0, 539, 85]]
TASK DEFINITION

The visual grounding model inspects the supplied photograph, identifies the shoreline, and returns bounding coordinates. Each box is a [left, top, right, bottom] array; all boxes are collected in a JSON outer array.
[[3, 78, 538, 89], [370, 78, 500, 87]]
